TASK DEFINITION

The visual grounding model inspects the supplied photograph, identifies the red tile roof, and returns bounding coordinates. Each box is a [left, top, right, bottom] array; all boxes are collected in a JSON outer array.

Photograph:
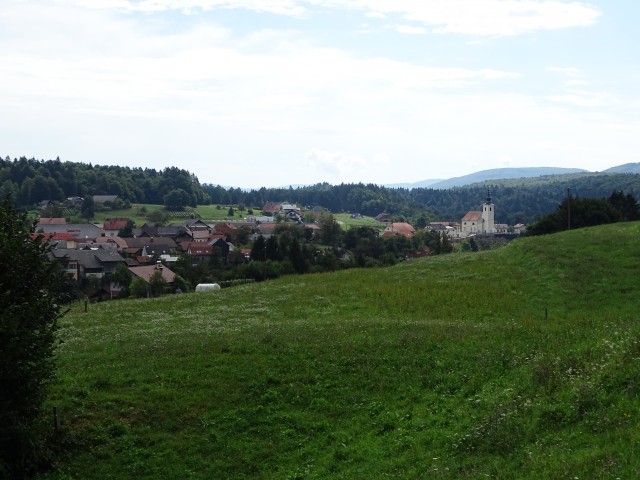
[[129, 264, 176, 283], [30, 232, 77, 242], [383, 222, 416, 238], [462, 211, 482, 222], [103, 218, 130, 231]]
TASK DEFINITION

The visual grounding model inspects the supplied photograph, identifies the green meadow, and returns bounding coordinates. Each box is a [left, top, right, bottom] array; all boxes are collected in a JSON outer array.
[[90, 204, 382, 226], [42, 223, 640, 479], [88, 204, 251, 225]]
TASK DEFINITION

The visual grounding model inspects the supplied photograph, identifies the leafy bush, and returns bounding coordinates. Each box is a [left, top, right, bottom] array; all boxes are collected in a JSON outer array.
[[0, 201, 68, 477]]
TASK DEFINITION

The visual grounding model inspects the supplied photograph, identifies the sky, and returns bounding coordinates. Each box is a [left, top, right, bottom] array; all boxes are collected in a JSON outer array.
[[1, 1, 639, 189]]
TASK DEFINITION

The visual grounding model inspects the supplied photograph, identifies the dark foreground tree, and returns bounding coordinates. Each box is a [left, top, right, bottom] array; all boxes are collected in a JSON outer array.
[[0, 201, 68, 478], [526, 194, 624, 236]]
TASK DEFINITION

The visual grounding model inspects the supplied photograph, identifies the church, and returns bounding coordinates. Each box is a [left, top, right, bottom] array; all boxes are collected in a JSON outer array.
[[460, 190, 495, 237]]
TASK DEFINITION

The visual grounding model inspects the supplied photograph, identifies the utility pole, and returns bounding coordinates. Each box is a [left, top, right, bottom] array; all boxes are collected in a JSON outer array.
[[567, 187, 571, 230]]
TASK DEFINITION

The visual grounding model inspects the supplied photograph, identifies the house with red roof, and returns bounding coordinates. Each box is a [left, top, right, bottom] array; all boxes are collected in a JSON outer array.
[[382, 222, 416, 238], [129, 263, 176, 284], [102, 218, 131, 237], [261, 202, 282, 216], [188, 243, 213, 261], [213, 222, 237, 236]]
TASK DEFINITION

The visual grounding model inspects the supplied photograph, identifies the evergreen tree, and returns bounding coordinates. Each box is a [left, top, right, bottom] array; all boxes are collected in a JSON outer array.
[[81, 196, 95, 220], [608, 190, 639, 221], [250, 235, 267, 261], [289, 238, 308, 274]]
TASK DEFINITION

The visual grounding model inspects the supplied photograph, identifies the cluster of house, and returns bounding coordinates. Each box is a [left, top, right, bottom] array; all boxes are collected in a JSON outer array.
[[34, 202, 318, 294], [34, 215, 284, 299]]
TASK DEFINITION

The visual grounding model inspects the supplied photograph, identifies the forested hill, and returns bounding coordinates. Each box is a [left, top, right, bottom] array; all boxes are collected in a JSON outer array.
[[0, 157, 209, 207], [2, 156, 640, 225]]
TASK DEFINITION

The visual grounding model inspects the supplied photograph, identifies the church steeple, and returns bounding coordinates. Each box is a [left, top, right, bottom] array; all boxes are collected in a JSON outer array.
[[481, 189, 495, 234], [485, 188, 492, 204]]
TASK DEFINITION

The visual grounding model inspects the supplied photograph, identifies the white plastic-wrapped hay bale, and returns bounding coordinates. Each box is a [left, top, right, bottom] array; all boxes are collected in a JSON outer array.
[[195, 283, 221, 292]]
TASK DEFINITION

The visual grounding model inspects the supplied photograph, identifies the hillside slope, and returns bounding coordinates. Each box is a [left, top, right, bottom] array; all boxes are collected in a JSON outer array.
[[388, 166, 587, 189], [44, 223, 640, 479], [604, 162, 640, 174]]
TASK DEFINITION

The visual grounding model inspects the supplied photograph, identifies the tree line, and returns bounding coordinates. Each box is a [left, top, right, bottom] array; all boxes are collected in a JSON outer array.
[[526, 190, 640, 235], [0, 156, 209, 207], [4, 156, 640, 225]]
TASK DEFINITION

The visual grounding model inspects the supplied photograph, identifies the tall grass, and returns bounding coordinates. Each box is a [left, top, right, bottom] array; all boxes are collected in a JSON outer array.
[[41, 223, 640, 479]]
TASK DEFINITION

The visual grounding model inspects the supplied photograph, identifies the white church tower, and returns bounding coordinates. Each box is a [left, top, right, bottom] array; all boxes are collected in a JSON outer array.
[[481, 189, 495, 234]]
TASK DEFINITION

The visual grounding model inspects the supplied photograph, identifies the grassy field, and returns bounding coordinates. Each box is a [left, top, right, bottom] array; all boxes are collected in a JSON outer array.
[[334, 213, 383, 229], [91, 204, 165, 226], [40, 223, 640, 479], [86, 204, 380, 227], [91, 204, 260, 225], [192, 205, 262, 222]]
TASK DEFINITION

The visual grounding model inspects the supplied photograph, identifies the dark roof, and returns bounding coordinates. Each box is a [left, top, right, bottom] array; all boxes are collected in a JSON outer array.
[[51, 249, 126, 269], [93, 249, 127, 263], [143, 245, 172, 256], [37, 223, 103, 240], [183, 219, 211, 229], [92, 195, 118, 204], [123, 237, 177, 249], [157, 226, 183, 236]]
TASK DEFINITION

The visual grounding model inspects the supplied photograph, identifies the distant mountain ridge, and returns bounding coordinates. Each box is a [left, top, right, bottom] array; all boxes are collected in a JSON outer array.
[[387, 167, 589, 189], [387, 164, 640, 190], [602, 163, 640, 174]]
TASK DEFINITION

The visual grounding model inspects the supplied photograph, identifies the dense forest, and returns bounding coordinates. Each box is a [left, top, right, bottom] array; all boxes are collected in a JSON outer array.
[[0, 156, 209, 207], [3, 156, 640, 225]]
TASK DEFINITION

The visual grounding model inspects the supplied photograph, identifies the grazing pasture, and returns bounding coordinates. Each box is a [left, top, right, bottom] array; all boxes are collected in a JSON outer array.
[[42, 222, 640, 479]]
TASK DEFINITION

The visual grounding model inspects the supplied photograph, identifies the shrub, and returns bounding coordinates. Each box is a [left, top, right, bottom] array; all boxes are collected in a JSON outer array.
[[0, 201, 68, 477]]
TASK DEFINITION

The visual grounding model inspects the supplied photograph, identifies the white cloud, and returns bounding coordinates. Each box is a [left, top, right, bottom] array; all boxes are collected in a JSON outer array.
[[60, 0, 309, 16], [547, 91, 612, 108], [546, 66, 581, 76], [306, 150, 366, 175], [544, 66, 613, 108], [306, 149, 389, 182], [0, 1, 518, 126], [394, 24, 427, 35], [56, 0, 601, 36], [340, 0, 601, 36]]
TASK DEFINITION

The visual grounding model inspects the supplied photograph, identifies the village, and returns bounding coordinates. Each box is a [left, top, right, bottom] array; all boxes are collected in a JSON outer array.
[[34, 190, 526, 299]]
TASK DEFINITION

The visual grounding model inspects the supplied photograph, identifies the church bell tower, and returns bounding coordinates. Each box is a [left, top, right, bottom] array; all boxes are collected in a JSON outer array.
[[481, 189, 495, 234]]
